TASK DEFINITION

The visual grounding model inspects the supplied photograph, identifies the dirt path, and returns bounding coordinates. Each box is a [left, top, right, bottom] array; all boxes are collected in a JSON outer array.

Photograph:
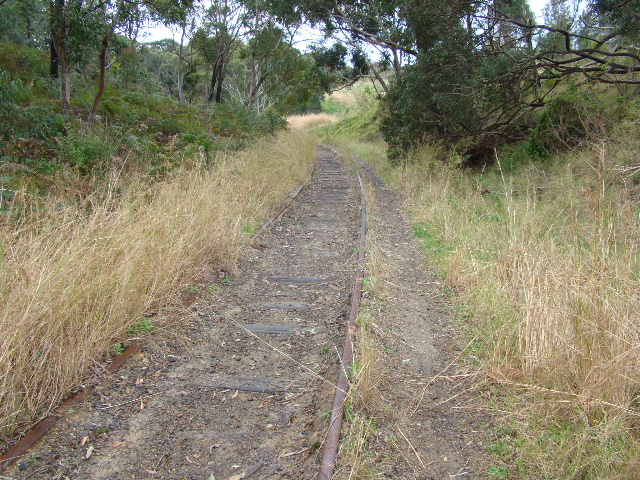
[[3, 147, 494, 480], [346, 158, 494, 479]]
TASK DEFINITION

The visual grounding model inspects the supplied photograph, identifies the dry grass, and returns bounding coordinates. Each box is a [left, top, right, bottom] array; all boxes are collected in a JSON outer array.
[[389, 136, 640, 477], [0, 130, 316, 436], [287, 113, 338, 130]]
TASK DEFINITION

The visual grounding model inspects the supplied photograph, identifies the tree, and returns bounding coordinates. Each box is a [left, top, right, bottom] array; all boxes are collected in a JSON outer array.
[[0, 0, 48, 47], [49, 0, 74, 116], [193, 0, 244, 103], [378, 0, 640, 162]]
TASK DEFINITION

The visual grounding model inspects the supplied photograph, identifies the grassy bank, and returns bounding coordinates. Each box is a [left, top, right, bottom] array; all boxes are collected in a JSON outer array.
[[0, 130, 316, 439], [378, 136, 640, 478]]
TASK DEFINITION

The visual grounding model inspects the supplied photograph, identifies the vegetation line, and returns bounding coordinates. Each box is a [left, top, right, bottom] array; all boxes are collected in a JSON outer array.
[[385, 137, 640, 479]]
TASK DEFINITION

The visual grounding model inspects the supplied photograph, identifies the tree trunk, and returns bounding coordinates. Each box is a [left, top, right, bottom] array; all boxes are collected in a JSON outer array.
[[50, 40, 59, 78], [50, 0, 71, 116], [177, 23, 186, 103], [392, 47, 401, 76], [91, 32, 110, 118], [248, 57, 258, 107], [208, 59, 220, 103], [58, 45, 71, 116], [215, 70, 224, 103]]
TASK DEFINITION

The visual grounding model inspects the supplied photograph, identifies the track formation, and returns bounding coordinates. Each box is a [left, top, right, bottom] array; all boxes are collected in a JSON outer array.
[[4, 148, 363, 479]]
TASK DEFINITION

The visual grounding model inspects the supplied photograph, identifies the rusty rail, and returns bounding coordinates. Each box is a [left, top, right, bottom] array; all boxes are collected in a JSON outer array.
[[317, 157, 367, 480], [0, 182, 306, 473], [250, 185, 304, 246], [0, 344, 141, 471]]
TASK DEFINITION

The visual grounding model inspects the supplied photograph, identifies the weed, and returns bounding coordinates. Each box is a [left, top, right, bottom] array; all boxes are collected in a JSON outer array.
[[242, 221, 256, 235], [389, 131, 640, 478], [347, 358, 361, 380], [0, 129, 316, 436], [344, 399, 355, 422], [127, 319, 154, 335], [287, 113, 338, 130], [488, 465, 509, 478]]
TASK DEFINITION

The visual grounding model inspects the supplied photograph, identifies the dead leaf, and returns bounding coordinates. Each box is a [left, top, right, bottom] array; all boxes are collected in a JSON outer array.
[[80, 436, 89, 447], [140, 398, 145, 410], [278, 447, 309, 459], [136, 377, 143, 385], [112, 441, 127, 448], [186, 455, 194, 464], [85, 445, 94, 459], [231, 390, 239, 399]]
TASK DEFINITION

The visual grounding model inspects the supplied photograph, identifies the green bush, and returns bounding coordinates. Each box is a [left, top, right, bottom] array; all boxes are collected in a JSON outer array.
[[0, 43, 48, 81], [526, 93, 603, 158], [58, 129, 113, 175], [0, 70, 64, 172]]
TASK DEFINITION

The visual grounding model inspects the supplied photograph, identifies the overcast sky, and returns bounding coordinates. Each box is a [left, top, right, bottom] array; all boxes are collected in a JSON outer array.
[[141, 0, 550, 45]]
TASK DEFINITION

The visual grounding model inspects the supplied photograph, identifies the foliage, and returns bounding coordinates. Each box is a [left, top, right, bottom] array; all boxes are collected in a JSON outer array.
[[375, 0, 640, 163], [527, 93, 596, 157], [0, 70, 64, 169], [57, 128, 114, 175], [592, 0, 640, 40]]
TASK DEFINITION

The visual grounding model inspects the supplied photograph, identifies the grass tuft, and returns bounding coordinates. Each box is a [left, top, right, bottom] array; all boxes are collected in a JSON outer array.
[[287, 113, 338, 130]]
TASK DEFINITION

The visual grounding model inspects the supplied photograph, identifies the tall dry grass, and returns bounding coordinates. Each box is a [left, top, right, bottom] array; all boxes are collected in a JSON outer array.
[[388, 138, 640, 476], [0, 130, 316, 436], [287, 113, 338, 130]]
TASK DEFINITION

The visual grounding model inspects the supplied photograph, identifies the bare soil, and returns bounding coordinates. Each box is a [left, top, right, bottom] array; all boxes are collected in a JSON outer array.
[[2, 147, 495, 480]]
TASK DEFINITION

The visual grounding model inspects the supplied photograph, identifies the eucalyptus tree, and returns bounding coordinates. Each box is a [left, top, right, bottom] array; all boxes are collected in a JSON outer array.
[[46, 0, 195, 116], [259, 0, 419, 88], [378, 0, 640, 162], [193, 0, 245, 103], [0, 0, 48, 47]]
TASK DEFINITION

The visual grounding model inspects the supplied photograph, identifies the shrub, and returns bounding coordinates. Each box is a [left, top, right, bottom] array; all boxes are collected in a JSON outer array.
[[58, 129, 113, 175], [527, 93, 603, 157]]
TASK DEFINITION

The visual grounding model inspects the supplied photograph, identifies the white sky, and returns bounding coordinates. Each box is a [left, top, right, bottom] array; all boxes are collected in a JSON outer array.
[[141, 0, 550, 45]]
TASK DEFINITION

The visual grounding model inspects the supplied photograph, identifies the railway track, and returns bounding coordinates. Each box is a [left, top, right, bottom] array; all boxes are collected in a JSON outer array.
[[2, 147, 365, 479]]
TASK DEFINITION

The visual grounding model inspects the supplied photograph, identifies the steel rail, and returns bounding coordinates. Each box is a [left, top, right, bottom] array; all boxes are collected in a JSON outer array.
[[0, 344, 141, 471], [317, 154, 367, 480], [249, 185, 304, 246]]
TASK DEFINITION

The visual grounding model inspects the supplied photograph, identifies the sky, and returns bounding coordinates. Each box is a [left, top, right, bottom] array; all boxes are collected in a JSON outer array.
[[141, 0, 550, 45]]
